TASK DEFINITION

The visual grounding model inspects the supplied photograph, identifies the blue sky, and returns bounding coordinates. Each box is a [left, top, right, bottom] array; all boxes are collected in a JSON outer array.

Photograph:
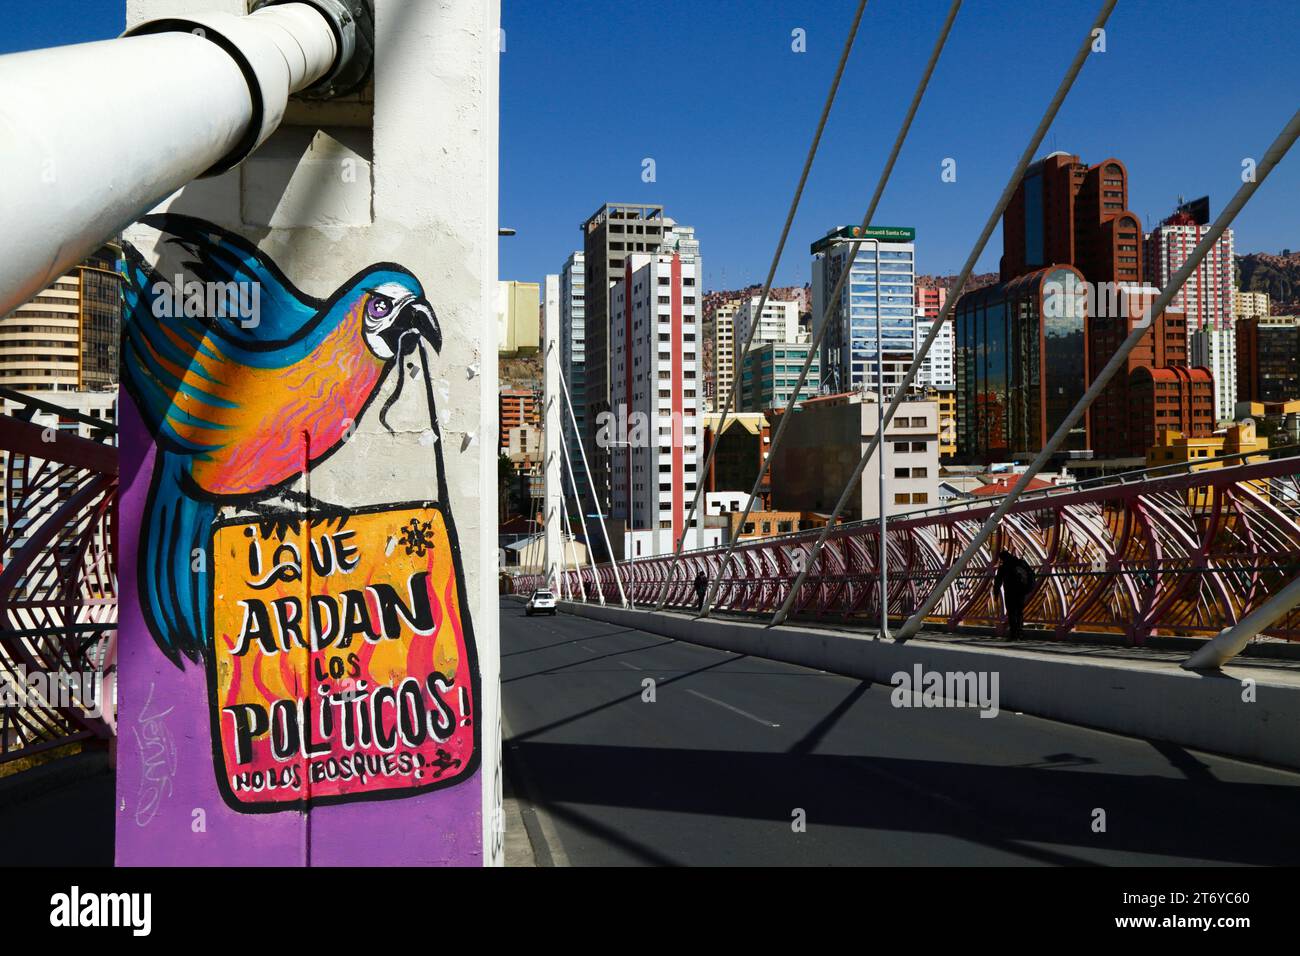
[[9, 1, 1298, 291]]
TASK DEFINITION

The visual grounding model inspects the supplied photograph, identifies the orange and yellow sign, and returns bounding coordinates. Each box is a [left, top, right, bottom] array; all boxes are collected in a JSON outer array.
[[207, 504, 477, 810]]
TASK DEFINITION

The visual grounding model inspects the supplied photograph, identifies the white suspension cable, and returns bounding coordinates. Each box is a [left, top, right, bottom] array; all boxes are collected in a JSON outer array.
[[557, 393, 603, 604], [694, 0, 965, 619], [650, 0, 873, 610], [557, 364, 628, 607], [770, 0, 1119, 628]]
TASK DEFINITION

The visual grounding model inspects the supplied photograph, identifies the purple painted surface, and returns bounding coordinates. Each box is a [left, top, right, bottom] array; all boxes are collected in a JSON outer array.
[[114, 391, 483, 866]]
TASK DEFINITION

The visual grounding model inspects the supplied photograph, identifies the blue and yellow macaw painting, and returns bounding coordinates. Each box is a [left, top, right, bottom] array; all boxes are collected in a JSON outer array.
[[120, 215, 446, 668], [120, 214, 482, 811]]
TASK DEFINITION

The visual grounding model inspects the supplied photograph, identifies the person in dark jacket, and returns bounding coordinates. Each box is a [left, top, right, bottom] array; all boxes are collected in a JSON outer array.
[[994, 549, 1035, 641], [693, 570, 708, 609]]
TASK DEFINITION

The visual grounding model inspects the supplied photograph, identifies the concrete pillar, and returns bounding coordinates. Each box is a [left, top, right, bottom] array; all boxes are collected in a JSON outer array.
[[543, 274, 563, 592], [115, 0, 501, 866]]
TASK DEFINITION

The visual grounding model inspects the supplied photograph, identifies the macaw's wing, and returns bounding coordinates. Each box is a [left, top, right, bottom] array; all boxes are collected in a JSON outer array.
[[119, 216, 335, 457], [119, 241, 240, 457], [137, 213, 324, 346]]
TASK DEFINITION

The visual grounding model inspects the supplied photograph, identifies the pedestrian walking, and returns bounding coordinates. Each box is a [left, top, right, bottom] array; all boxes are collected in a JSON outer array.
[[994, 549, 1036, 641]]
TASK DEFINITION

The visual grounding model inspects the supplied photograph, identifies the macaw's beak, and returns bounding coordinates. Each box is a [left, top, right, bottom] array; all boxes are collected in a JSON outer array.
[[397, 297, 442, 356]]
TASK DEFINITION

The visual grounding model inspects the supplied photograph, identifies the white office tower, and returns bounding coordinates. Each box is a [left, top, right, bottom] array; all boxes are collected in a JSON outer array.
[[1190, 325, 1238, 424], [914, 316, 954, 389], [607, 252, 717, 558], [734, 296, 802, 352], [559, 251, 589, 505], [811, 226, 917, 396]]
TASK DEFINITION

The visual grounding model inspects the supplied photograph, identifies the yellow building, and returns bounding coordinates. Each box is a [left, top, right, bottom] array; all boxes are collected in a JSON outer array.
[[712, 302, 739, 410], [496, 280, 540, 355], [727, 509, 829, 542], [1147, 421, 1269, 505], [927, 387, 957, 458], [1233, 290, 1270, 320]]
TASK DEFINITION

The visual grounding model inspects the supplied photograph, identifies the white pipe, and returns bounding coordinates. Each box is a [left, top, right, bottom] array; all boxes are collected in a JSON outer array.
[[0, 3, 339, 316]]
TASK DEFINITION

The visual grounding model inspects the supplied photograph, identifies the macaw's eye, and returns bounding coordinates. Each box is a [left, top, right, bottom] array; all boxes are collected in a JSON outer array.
[[366, 295, 393, 320]]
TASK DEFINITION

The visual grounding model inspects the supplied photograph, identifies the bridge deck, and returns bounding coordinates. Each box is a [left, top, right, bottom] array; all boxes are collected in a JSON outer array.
[[501, 599, 1300, 866]]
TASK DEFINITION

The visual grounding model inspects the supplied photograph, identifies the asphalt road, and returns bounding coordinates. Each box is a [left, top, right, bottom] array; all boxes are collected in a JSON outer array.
[[500, 599, 1300, 866]]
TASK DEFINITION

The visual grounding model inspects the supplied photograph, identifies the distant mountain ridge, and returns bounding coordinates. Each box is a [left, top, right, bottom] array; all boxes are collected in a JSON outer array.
[[1237, 250, 1300, 312]]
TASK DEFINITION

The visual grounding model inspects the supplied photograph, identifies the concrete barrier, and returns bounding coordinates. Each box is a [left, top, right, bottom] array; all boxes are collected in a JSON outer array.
[[551, 599, 1300, 771]]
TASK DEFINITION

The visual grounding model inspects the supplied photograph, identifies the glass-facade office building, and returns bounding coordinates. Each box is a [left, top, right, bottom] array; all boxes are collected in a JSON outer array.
[[811, 227, 916, 397], [739, 342, 820, 412], [954, 265, 1089, 463]]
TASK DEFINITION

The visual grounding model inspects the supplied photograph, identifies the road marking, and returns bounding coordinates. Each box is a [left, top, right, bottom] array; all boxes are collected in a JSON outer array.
[[685, 688, 780, 728], [577, 644, 597, 653], [618, 661, 643, 671]]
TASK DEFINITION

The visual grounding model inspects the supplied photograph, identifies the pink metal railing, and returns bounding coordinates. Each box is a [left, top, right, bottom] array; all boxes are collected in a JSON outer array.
[[0, 390, 116, 765], [519, 453, 1300, 645]]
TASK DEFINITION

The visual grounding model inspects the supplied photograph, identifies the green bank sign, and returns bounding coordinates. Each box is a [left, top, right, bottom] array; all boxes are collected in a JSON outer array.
[[811, 225, 915, 254]]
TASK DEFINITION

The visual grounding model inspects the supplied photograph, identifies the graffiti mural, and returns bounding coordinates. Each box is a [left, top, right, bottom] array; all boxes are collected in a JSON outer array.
[[119, 215, 479, 813]]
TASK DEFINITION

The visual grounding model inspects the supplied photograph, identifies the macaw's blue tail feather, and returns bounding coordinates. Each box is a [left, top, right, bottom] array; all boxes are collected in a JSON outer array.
[[141, 454, 215, 668]]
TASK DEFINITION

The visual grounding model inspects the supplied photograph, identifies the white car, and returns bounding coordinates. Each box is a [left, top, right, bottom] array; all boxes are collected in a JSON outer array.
[[526, 589, 557, 616]]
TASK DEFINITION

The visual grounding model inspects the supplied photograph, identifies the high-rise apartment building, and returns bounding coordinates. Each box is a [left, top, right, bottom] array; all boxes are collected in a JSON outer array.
[[811, 225, 917, 397], [915, 286, 948, 319], [1190, 325, 1238, 423], [914, 317, 954, 390], [711, 301, 740, 411], [580, 203, 672, 510], [1145, 209, 1235, 333], [499, 388, 539, 451], [607, 251, 707, 557], [734, 296, 802, 353], [0, 242, 122, 391], [1128, 366, 1215, 454], [558, 252, 589, 506]]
